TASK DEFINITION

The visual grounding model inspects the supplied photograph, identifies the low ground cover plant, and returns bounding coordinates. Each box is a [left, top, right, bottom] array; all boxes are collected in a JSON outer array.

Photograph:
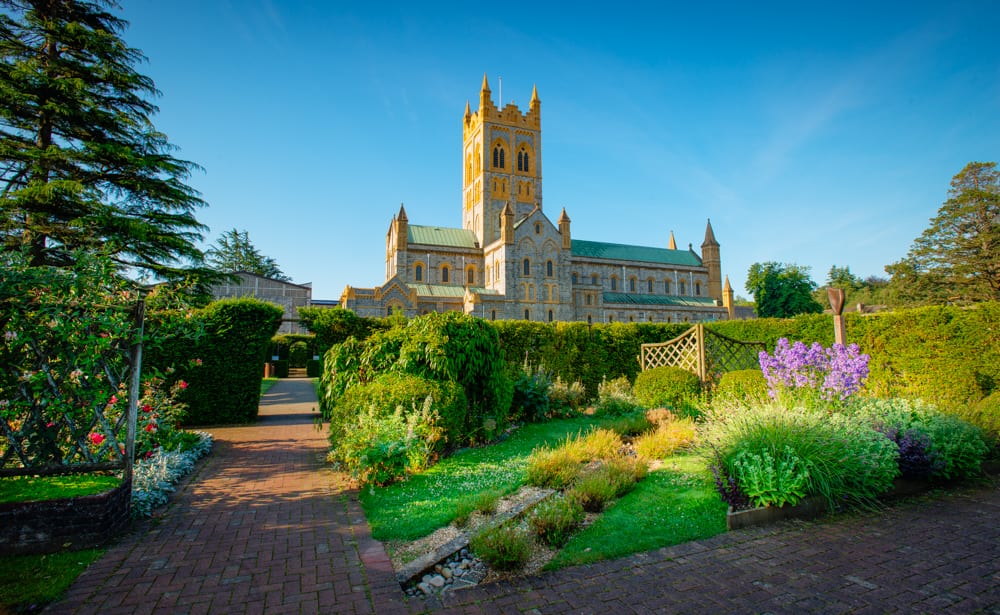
[[593, 376, 642, 416], [530, 494, 585, 547], [469, 524, 532, 571], [0, 474, 120, 504]]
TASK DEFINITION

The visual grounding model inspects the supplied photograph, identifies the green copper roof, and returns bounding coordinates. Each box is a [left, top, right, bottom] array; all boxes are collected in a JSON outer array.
[[408, 284, 497, 298], [408, 225, 479, 248], [572, 239, 703, 267], [603, 293, 720, 308]]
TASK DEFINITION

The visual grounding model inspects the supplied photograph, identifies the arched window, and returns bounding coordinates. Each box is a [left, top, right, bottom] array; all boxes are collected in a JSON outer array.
[[695, 282, 701, 296], [534, 223, 541, 234], [523, 258, 530, 276], [546, 260, 554, 277], [591, 274, 598, 285], [608, 314, 614, 322], [524, 309, 530, 320], [585, 294, 592, 306], [415, 264, 423, 282], [679, 280, 686, 295], [611, 277, 617, 291], [517, 151, 524, 171], [493, 147, 499, 168], [664, 279, 671, 294], [491, 310, 496, 320], [647, 279, 654, 293], [441, 265, 450, 283], [523, 152, 529, 172], [629, 278, 636, 292], [572, 272, 578, 284], [548, 310, 554, 322], [587, 315, 592, 325]]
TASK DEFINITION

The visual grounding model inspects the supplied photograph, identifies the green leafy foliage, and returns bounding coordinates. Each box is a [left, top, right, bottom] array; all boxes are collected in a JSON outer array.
[[299, 306, 382, 354], [327, 373, 465, 454], [272, 359, 290, 379], [746, 262, 824, 318], [288, 341, 309, 368], [633, 366, 701, 410], [594, 375, 643, 416], [847, 398, 989, 480], [731, 446, 810, 508], [334, 401, 441, 486], [469, 524, 531, 572], [320, 312, 512, 445], [701, 404, 899, 510], [548, 376, 586, 415], [510, 363, 552, 422]]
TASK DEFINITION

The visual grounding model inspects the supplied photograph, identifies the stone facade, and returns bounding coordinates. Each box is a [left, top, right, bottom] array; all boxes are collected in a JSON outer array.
[[210, 272, 312, 334], [342, 77, 738, 323]]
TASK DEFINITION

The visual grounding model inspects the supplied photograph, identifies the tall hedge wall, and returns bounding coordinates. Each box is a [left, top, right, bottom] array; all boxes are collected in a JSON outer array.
[[489, 303, 999, 407], [146, 298, 283, 425]]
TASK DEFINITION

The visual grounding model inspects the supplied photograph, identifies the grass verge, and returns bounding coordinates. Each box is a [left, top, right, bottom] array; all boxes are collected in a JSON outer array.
[[545, 453, 727, 570], [361, 416, 610, 541], [0, 474, 120, 504], [0, 549, 104, 612]]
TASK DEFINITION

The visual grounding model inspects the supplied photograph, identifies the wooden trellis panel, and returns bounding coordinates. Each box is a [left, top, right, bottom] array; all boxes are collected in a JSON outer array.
[[640, 324, 765, 383]]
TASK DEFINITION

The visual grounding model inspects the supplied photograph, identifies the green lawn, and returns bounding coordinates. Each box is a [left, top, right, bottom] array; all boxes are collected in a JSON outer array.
[[260, 377, 279, 394], [0, 474, 121, 504], [361, 416, 609, 541], [0, 549, 104, 612], [547, 453, 727, 569]]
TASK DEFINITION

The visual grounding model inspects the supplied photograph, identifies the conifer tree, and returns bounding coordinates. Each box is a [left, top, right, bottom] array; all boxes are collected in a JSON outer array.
[[0, 0, 208, 279], [888, 161, 1000, 303], [205, 228, 291, 281]]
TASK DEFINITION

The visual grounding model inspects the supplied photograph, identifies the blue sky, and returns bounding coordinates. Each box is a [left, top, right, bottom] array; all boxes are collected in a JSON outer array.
[[121, 1, 1000, 301]]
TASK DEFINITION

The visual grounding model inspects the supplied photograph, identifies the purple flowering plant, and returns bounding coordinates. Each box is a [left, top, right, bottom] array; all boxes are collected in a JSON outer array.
[[758, 338, 870, 406]]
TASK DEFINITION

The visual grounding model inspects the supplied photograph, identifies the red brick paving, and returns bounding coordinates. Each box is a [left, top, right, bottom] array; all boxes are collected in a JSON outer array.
[[47, 378, 1000, 613]]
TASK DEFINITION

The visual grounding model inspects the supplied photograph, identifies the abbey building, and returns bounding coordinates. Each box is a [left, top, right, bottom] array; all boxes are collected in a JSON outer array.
[[341, 76, 737, 323]]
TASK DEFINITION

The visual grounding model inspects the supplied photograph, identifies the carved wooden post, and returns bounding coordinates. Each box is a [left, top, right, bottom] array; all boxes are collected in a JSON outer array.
[[827, 288, 846, 346]]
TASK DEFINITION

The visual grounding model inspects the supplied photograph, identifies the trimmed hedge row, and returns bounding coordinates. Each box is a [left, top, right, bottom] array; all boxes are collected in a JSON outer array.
[[146, 298, 283, 425]]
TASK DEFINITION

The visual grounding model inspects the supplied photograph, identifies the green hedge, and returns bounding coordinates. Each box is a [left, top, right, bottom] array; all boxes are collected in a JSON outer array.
[[147, 298, 283, 425], [306, 358, 322, 378], [272, 359, 290, 379], [270, 333, 317, 364]]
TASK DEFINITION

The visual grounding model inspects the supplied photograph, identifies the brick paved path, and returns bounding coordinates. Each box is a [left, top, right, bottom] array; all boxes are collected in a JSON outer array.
[[48, 377, 1000, 614], [49, 378, 406, 614]]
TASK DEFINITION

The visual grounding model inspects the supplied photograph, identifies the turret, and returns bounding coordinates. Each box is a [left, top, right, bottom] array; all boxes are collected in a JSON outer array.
[[395, 203, 408, 249], [479, 73, 493, 111], [668, 230, 677, 250], [501, 202, 514, 245], [558, 208, 571, 250], [723, 275, 735, 320], [701, 218, 722, 301]]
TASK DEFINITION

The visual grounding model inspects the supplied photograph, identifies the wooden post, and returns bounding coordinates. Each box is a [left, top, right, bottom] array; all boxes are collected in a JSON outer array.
[[827, 288, 846, 346]]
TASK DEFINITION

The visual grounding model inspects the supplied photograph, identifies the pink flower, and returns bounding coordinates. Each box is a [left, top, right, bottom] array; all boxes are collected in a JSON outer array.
[[177, 380, 188, 390], [142, 404, 153, 413], [89, 433, 105, 446], [46, 421, 55, 428], [109, 395, 118, 405], [145, 423, 156, 432]]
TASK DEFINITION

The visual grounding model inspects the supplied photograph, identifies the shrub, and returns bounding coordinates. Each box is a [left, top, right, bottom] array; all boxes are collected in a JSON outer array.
[[333, 401, 441, 486], [289, 341, 309, 368], [633, 418, 697, 461], [530, 495, 585, 547], [714, 369, 769, 406], [549, 377, 587, 415], [634, 366, 701, 410], [952, 392, 1000, 442], [574, 428, 624, 460], [879, 427, 943, 479], [273, 359, 290, 378], [470, 524, 532, 571], [306, 358, 322, 378], [526, 446, 583, 489], [453, 490, 501, 527], [645, 408, 677, 426], [328, 373, 465, 452], [701, 404, 899, 510], [848, 398, 988, 481], [594, 376, 643, 416], [606, 411, 653, 437], [510, 363, 551, 422], [569, 458, 645, 512]]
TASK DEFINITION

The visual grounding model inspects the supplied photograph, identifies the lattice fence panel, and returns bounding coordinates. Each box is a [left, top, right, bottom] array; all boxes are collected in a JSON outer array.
[[704, 328, 766, 382], [640, 327, 702, 378]]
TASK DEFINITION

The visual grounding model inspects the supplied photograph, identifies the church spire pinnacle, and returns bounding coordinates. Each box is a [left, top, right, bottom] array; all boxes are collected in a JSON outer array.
[[464, 100, 471, 120], [529, 84, 540, 112], [702, 218, 719, 247], [397, 203, 407, 221], [668, 230, 677, 250]]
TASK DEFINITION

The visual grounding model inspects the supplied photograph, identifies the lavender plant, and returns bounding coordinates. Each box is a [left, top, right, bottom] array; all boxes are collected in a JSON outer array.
[[759, 338, 870, 406]]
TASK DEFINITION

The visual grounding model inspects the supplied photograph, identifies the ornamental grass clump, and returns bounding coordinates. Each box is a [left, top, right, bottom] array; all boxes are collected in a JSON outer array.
[[701, 404, 898, 510], [569, 457, 646, 512], [634, 418, 697, 461], [759, 338, 870, 407], [530, 494, 585, 547], [470, 524, 532, 571], [525, 428, 624, 488]]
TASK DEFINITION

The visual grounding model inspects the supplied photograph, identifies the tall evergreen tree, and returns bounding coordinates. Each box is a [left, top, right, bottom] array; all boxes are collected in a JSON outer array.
[[888, 161, 1000, 303], [746, 261, 823, 318], [205, 228, 291, 281], [0, 0, 208, 278]]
